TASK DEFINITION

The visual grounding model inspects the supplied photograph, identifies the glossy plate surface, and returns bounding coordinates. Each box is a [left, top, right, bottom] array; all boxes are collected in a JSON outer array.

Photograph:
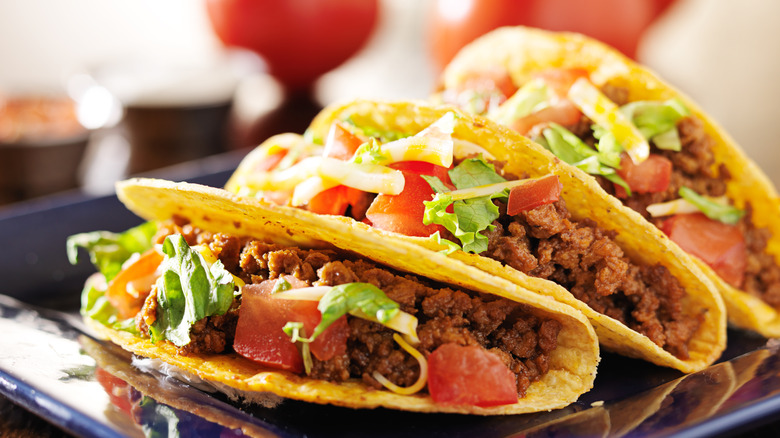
[[1, 152, 779, 438]]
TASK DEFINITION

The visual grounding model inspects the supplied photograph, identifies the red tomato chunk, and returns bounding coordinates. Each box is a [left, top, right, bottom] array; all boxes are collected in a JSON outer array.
[[533, 68, 590, 97], [323, 122, 363, 161], [614, 153, 672, 197], [365, 162, 453, 237], [234, 276, 348, 373], [507, 175, 562, 216], [308, 123, 373, 217], [662, 213, 747, 287], [509, 100, 581, 136], [427, 343, 518, 408]]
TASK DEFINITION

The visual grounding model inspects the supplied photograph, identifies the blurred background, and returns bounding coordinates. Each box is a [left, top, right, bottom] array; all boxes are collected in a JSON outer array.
[[0, 0, 777, 208]]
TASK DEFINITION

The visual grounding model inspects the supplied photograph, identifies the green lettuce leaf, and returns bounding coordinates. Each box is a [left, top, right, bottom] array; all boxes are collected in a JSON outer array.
[[448, 155, 507, 188], [489, 79, 550, 125], [421, 157, 509, 253], [284, 283, 400, 343], [541, 124, 631, 195], [67, 221, 157, 282], [620, 98, 689, 151], [80, 275, 138, 334], [149, 235, 236, 347], [351, 138, 386, 164], [679, 187, 745, 225], [420, 174, 452, 194]]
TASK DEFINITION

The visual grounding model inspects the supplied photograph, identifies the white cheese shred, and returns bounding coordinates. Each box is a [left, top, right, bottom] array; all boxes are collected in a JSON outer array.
[[371, 333, 428, 396]]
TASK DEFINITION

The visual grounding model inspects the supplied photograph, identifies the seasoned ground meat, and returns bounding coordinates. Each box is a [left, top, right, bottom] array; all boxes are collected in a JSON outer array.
[[740, 207, 780, 306], [483, 197, 698, 359], [600, 117, 729, 221], [590, 99, 780, 308], [148, 219, 561, 398], [135, 284, 240, 356]]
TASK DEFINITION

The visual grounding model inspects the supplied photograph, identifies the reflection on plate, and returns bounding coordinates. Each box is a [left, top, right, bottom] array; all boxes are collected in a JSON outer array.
[[81, 336, 277, 438]]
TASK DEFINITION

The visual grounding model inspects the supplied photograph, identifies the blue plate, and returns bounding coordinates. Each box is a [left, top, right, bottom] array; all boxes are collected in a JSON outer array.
[[1, 152, 779, 438]]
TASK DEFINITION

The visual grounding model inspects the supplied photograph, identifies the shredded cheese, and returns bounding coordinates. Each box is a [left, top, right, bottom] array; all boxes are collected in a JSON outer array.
[[436, 177, 538, 201], [453, 138, 495, 160], [646, 195, 731, 218], [372, 334, 428, 395], [271, 286, 332, 301], [567, 77, 649, 164], [291, 176, 339, 207], [239, 156, 323, 192], [318, 158, 405, 195]]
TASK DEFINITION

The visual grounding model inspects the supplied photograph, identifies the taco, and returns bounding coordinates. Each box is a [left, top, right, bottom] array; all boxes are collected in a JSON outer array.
[[68, 178, 599, 415], [223, 99, 725, 373], [434, 26, 780, 338]]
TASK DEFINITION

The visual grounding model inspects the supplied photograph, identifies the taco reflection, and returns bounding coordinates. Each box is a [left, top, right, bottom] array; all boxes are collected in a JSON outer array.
[[435, 26, 780, 338], [225, 99, 725, 372], [70, 179, 599, 415], [81, 336, 274, 438], [607, 361, 736, 436]]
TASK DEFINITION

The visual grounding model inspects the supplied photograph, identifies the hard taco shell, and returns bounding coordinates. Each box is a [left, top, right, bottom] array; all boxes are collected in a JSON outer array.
[[104, 177, 600, 415], [303, 99, 725, 373], [437, 26, 780, 338]]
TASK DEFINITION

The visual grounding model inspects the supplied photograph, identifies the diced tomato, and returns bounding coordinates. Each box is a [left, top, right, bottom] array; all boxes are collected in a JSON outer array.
[[532, 68, 590, 97], [233, 276, 348, 373], [106, 249, 164, 319], [365, 163, 454, 237], [508, 99, 582, 136], [308, 185, 373, 219], [427, 343, 518, 408], [614, 153, 672, 198], [458, 68, 518, 101], [506, 175, 562, 215], [323, 122, 363, 161], [389, 161, 453, 186], [507, 68, 589, 135], [661, 213, 747, 287], [95, 368, 134, 416], [254, 149, 287, 172], [307, 124, 371, 217]]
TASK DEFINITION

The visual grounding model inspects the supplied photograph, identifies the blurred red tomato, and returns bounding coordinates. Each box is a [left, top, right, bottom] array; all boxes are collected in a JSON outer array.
[[206, 0, 379, 91], [429, 0, 676, 72]]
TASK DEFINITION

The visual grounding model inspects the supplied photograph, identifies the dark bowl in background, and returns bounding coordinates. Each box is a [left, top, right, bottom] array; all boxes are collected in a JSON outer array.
[[0, 95, 89, 206], [0, 134, 89, 205]]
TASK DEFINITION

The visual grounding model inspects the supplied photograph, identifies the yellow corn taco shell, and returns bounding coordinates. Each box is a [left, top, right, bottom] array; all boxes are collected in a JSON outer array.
[[437, 26, 780, 338], [99, 177, 600, 415], [302, 99, 725, 373]]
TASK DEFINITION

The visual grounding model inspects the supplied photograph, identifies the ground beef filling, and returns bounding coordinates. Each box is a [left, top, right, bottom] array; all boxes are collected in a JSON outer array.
[[481, 197, 698, 359], [592, 103, 780, 308], [142, 218, 561, 398]]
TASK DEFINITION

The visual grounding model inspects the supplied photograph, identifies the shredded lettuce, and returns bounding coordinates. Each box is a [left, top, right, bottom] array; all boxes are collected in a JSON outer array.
[[449, 155, 507, 187], [149, 235, 236, 347], [343, 117, 408, 143], [679, 187, 745, 225], [351, 138, 385, 164], [489, 79, 550, 125], [620, 98, 690, 151], [79, 274, 138, 333], [426, 231, 461, 255], [421, 157, 510, 253], [283, 283, 399, 344], [67, 221, 157, 282], [540, 124, 631, 195]]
